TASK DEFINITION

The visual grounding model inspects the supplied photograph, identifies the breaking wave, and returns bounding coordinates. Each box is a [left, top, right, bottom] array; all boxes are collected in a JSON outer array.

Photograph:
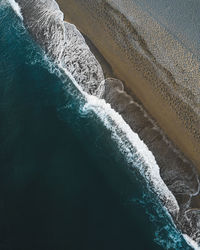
[[8, 0, 23, 20]]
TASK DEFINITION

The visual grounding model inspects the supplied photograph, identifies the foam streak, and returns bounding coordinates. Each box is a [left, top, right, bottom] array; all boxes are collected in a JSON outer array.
[[8, 0, 23, 20]]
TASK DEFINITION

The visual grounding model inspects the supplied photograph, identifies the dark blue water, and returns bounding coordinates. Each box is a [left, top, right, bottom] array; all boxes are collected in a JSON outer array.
[[0, 2, 193, 250]]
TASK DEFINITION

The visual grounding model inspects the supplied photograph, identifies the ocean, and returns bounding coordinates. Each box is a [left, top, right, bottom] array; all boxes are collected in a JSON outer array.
[[0, 1, 197, 249]]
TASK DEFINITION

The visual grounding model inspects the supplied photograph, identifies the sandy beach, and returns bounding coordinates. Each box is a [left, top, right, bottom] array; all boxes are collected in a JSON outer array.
[[57, 0, 200, 171]]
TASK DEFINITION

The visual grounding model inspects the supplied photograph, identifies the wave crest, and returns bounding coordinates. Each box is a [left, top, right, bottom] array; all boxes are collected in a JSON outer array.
[[8, 0, 23, 20]]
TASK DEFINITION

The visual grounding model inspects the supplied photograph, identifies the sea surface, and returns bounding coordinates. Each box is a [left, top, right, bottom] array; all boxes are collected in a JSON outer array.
[[0, 1, 197, 249]]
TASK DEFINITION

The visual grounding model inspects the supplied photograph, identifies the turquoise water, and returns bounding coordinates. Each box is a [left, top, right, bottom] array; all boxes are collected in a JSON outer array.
[[0, 2, 194, 249]]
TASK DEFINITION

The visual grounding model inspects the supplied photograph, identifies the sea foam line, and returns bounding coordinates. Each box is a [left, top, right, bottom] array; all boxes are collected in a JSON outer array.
[[55, 56, 180, 217], [7, 0, 23, 20], [84, 93, 179, 215], [183, 234, 200, 250], [56, 54, 180, 215]]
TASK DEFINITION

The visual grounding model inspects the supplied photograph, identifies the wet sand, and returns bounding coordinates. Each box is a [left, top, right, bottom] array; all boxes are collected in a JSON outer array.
[[57, 0, 200, 170]]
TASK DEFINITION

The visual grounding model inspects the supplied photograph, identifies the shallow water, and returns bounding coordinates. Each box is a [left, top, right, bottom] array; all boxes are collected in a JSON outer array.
[[0, 1, 195, 249]]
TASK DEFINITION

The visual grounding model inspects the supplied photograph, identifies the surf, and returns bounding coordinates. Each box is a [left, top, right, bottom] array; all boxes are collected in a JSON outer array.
[[7, 0, 23, 20]]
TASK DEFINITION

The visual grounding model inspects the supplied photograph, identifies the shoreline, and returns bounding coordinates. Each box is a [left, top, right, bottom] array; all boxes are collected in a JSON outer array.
[[57, 0, 200, 170], [56, 0, 200, 241], [83, 29, 200, 209]]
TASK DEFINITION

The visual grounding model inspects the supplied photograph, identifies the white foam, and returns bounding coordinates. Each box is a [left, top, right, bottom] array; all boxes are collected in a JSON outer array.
[[55, 56, 179, 217], [57, 63, 180, 216], [82, 93, 179, 216], [8, 0, 23, 20], [183, 234, 200, 250]]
